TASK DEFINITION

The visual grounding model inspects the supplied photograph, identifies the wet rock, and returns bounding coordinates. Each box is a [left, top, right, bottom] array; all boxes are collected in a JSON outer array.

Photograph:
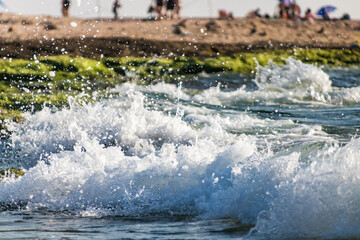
[[259, 31, 267, 37], [177, 19, 187, 28], [317, 27, 325, 34], [22, 20, 32, 25], [172, 25, 191, 36], [0, 19, 9, 24], [205, 20, 220, 32], [42, 21, 57, 31]]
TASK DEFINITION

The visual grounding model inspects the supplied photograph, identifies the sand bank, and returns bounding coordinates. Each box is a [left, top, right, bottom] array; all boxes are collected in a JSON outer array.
[[0, 13, 360, 58]]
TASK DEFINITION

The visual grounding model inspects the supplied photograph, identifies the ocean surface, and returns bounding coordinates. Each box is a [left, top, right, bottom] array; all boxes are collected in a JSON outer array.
[[1, 58, 360, 239]]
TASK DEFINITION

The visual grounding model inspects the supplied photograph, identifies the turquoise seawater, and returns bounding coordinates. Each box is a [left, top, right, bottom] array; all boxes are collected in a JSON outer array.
[[1, 59, 360, 239]]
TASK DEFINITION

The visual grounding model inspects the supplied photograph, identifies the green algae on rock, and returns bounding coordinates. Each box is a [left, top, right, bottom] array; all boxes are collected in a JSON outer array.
[[0, 49, 359, 131], [0, 168, 25, 181]]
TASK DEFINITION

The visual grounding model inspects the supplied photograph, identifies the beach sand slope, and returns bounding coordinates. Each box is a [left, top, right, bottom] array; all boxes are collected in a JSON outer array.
[[0, 13, 360, 58]]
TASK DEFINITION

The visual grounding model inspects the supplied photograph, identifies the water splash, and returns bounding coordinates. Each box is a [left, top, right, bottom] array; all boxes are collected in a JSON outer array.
[[190, 58, 360, 106], [1, 59, 360, 239], [250, 138, 360, 239]]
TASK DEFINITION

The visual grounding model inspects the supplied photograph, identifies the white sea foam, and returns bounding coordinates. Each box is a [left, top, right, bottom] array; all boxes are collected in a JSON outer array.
[[1, 59, 360, 239], [249, 138, 360, 239], [255, 58, 332, 93], [329, 86, 360, 105], [1, 90, 243, 214], [7, 81, 328, 168], [3, 97, 360, 239], [189, 58, 360, 106]]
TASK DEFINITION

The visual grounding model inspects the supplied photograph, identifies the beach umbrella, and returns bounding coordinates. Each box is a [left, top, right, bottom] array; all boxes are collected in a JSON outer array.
[[277, 0, 293, 6], [316, 5, 336, 16]]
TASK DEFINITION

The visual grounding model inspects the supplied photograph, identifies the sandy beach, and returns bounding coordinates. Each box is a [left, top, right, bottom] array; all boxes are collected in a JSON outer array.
[[0, 13, 360, 58]]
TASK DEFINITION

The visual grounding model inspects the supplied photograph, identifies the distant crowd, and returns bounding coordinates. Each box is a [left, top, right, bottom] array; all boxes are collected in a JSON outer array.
[[242, 0, 351, 23], [151, 0, 182, 20], [61, 0, 351, 23], [61, 0, 182, 20]]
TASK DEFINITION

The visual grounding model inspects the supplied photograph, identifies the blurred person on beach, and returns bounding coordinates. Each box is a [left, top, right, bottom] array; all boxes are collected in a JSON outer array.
[[165, 0, 175, 19], [289, 0, 301, 20], [246, 8, 262, 18], [155, 0, 164, 19], [165, 0, 181, 19], [112, 0, 121, 20], [304, 8, 315, 24], [62, 0, 71, 17], [218, 9, 233, 20], [321, 9, 330, 20], [341, 13, 351, 20], [174, 0, 182, 19], [279, 0, 292, 19]]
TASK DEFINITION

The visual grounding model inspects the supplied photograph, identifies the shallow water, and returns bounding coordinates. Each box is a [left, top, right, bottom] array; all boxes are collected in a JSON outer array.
[[1, 59, 360, 239]]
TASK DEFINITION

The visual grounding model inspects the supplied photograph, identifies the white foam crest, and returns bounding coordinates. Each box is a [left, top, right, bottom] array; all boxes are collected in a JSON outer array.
[[2, 74, 360, 238], [193, 140, 301, 224], [0, 130, 254, 216], [189, 59, 336, 106], [256, 58, 332, 93], [111, 82, 190, 101], [187, 84, 292, 106], [190, 84, 230, 105], [2, 94, 360, 239], [250, 138, 360, 239], [111, 82, 323, 144], [1, 120, 326, 222], [112, 62, 360, 108], [188, 82, 329, 107], [1, 84, 241, 214], [185, 110, 325, 138], [8, 87, 200, 168], [329, 86, 360, 105]]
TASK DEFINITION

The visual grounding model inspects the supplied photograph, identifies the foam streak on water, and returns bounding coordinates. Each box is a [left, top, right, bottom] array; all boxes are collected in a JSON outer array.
[[1, 59, 360, 239]]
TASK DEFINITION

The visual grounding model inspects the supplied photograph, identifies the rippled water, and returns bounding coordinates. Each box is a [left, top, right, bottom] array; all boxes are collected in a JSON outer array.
[[1, 59, 360, 239]]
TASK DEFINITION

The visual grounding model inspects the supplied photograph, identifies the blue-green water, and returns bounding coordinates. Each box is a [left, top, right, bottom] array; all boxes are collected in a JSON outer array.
[[1, 59, 360, 239]]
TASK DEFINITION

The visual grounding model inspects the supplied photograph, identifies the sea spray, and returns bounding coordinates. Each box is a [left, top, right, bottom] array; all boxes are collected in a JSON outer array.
[[255, 58, 332, 93], [249, 138, 360, 239], [1, 59, 360, 239], [0, 82, 331, 218]]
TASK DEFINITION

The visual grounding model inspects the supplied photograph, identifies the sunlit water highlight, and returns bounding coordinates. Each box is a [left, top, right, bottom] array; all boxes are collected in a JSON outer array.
[[1, 59, 360, 239]]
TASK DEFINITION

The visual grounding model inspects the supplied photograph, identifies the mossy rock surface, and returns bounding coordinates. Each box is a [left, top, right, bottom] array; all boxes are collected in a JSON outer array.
[[0, 168, 25, 181]]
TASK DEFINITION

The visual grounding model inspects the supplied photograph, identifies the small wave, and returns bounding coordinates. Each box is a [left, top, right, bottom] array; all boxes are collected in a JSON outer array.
[[1, 60, 360, 239], [188, 58, 360, 106], [249, 138, 360, 239]]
